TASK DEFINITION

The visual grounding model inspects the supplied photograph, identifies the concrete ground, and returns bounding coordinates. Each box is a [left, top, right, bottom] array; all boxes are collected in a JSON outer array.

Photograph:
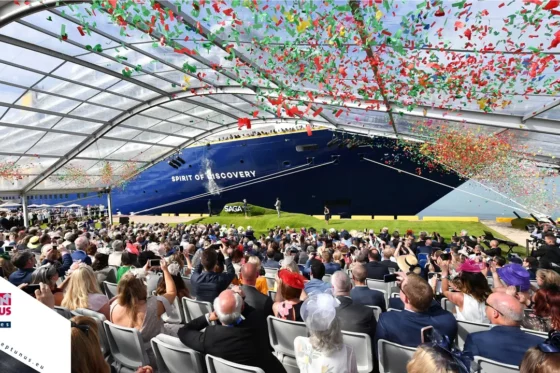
[[480, 219, 530, 247]]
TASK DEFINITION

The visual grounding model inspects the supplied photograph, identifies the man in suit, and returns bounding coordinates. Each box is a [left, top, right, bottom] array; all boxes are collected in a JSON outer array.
[[303, 259, 332, 295], [375, 273, 457, 350], [463, 292, 545, 367], [365, 249, 389, 280], [415, 239, 434, 256], [350, 263, 386, 311], [178, 288, 287, 373], [240, 262, 273, 316], [322, 250, 341, 275], [380, 248, 399, 271], [190, 244, 236, 302], [482, 239, 503, 257], [531, 233, 560, 272]]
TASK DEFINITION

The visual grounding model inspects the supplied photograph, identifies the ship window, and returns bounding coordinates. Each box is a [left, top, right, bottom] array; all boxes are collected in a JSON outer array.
[[240, 159, 244, 164], [282, 160, 291, 167]]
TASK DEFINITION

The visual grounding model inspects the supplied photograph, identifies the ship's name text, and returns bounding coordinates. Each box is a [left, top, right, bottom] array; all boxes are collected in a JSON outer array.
[[171, 170, 256, 182]]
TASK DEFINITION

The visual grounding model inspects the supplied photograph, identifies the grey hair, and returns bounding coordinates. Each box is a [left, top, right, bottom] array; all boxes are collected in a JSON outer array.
[[309, 316, 343, 355], [281, 258, 299, 273], [213, 292, 243, 325], [32, 264, 58, 286], [497, 303, 524, 323], [75, 235, 89, 251], [331, 270, 352, 295]]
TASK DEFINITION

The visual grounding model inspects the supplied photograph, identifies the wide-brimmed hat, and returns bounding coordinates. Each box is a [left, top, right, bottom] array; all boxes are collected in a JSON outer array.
[[27, 236, 40, 249], [396, 255, 422, 275], [497, 263, 531, 292], [278, 269, 306, 290]]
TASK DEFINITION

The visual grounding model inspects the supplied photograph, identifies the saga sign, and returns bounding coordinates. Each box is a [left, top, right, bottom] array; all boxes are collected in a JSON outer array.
[[223, 205, 244, 213]]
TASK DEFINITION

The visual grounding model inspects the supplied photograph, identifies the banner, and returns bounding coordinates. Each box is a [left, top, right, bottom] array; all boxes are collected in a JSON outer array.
[[0, 279, 70, 373]]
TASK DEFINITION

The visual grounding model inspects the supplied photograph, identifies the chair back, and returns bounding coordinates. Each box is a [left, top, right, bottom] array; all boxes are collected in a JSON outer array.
[[182, 276, 195, 298], [264, 267, 278, 276], [521, 328, 548, 339], [54, 306, 74, 319], [456, 320, 492, 349], [103, 321, 149, 370], [264, 275, 276, 290], [441, 297, 456, 314], [163, 296, 186, 324], [387, 308, 401, 312], [377, 339, 416, 373], [105, 267, 117, 284], [206, 354, 265, 373], [75, 308, 109, 357], [390, 292, 400, 298], [267, 316, 306, 357], [365, 305, 382, 321], [342, 331, 373, 373], [268, 290, 277, 300], [474, 356, 519, 373], [322, 274, 332, 283], [530, 280, 539, 289], [182, 297, 213, 323], [103, 281, 118, 299], [151, 334, 204, 373]]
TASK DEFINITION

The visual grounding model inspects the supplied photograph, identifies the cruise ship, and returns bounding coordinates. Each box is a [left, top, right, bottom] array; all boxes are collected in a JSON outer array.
[[19, 128, 465, 217]]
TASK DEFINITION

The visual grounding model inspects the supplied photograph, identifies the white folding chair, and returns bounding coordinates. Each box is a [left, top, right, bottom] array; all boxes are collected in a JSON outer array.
[[264, 275, 276, 290], [206, 354, 265, 373], [264, 267, 279, 276], [342, 331, 373, 373], [151, 334, 204, 373], [387, 308, 401, 312], [75, 308, 110, 358], [521, 328, 548, 339], [182, 276, 194, 298], [54, 306, 74, 319], [390, 292, 400, 298], [456, 320, 492, 350], [474, 356, 519, 373], [377, 339, 416, 373], [322, 274, 332, 283], [267, 316, 306, 373], [103, 281, 118, 299], [441, 297, 456, 314], [268, 290, 277, 300], [365, 305, 382, 321], [366, 279, 390, 306], [182, 297, 213, 323], [103, 321, 150, 371], [530, 280, 539, 289], [162, 296, 186, 324]]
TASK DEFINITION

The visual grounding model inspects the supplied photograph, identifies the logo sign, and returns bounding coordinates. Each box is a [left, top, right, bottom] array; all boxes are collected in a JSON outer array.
[[223, 205, 244, 213], [0, 293, 11, 328]]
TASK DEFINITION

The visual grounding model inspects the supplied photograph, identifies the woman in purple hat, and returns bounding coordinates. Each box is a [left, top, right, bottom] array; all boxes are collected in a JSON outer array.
[[492, 262, 533, 308]]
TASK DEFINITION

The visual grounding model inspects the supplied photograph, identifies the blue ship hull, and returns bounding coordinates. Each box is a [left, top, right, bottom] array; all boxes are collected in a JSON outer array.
[[24, 130, 465, 217]]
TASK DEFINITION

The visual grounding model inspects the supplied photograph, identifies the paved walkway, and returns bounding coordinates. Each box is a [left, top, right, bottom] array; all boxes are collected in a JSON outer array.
[[481, 220, 530, 247]]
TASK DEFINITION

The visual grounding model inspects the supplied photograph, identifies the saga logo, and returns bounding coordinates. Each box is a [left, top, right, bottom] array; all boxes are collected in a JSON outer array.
[[223, 205, 243, 213]]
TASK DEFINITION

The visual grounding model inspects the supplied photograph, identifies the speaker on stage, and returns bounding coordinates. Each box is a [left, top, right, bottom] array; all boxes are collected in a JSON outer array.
[[119, 217, 130, 224]]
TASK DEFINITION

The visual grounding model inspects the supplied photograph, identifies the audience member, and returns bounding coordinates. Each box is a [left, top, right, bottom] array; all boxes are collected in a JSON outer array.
[[536, 269, 560, 290], [380, 248, 399, 271], [463, 292, 545, 367], [295, 293, 358, 373], [522, 287, 560, 332], [240, 262, 273, 316], [246, 255, 268, 294], [178, 288, 287, 373], [108, 240, 124, 267], [416, 239, 434, 256], [190, 245, 236, 302], [31, 263, 64, 306], [407, 344, 466, 373], [303, 259, 332, 296], [531, 233, 560, 272], [349, 264, 386, 311], [365, 249, 389, 280], [92, 253, 116, 287], [482, 240, 502, 257], [8, 250, 36, 286], [273, 269, 305, 321], [440, 259, 491, 323], [322, 251, 341, 275], [155, 261, 190, 300], [0, 253, 15, 279], [61, 264, 110, 319], [375, 273, 458, 350], [116, 251, 138, 282], [520, 333, 560, 373], [264, 248, 281, 269]]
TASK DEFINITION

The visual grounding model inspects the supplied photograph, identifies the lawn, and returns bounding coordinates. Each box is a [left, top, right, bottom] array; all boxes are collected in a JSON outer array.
[[193, 204, 527, 257]]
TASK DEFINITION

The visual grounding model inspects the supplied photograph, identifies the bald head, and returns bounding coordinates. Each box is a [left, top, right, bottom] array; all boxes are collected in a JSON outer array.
[[486, 292, 524, 326], [332, 271, 352, 296], [213, 290, 243, 325], [241, 262, 258, 286]]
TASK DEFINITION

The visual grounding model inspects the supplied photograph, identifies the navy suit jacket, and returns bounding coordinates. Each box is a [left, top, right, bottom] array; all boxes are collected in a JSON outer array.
[[350, 286, 387, 312], [365, 261, 389, 280], [374, 303, 458, 352], [463, 326, 545, 367], [191, 259, 236, 303], [324, 262, 341, 275]]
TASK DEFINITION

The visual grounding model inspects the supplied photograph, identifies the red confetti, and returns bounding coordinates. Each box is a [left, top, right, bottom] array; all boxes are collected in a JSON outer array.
[[434, 8, 445, 17], [223, 8, 234, 16], [77, 26, 85, 36], [238, 118, 251, 129], [312, 107, 323, 117], [306, 124, 313, 136], [335, 109, 343, 118], [544, 0, 560, 9]]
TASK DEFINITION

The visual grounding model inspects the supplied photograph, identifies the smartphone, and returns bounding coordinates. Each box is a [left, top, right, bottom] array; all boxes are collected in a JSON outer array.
[[149, 259, 161, 267], [22, 284, 40, 296], [4, 246, 13, 252], [428, 272, 441, 279], [421, 326, 433, 343], [384, 274, 398, 283], [388, 268, 395, 274], [440, 253, 451, 261]]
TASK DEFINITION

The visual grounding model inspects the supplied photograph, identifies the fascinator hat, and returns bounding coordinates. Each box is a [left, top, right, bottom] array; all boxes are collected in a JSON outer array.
[[300, 293, 339, 332]]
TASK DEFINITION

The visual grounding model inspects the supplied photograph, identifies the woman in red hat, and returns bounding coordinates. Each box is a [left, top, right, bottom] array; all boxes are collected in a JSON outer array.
[[273, 269, 306, 321]]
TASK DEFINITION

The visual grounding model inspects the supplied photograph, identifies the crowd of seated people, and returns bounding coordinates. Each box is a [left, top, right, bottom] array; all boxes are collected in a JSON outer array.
[[2, 218, 560, 373], [208, 125, 308, 144]]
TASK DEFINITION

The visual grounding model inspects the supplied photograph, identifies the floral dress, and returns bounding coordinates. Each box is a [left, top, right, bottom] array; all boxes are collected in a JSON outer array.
[[294, 336, 358, 373]]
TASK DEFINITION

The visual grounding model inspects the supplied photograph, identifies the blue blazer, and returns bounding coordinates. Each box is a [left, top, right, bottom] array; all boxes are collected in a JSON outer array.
[[350, 286, 387, 312], [374, 304, 457, 351], [463, 326, 545, 367]]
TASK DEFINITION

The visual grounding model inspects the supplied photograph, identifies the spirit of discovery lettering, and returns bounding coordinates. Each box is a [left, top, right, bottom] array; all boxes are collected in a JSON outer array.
[[171, 170, 256, 182]]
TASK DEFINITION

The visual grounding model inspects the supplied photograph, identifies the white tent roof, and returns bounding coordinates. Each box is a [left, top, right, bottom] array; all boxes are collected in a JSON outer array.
[[0, 0, 558, 193]]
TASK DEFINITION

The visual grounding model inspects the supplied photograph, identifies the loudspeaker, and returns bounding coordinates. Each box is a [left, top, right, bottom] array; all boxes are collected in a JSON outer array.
[[119, 217, 130, 224]]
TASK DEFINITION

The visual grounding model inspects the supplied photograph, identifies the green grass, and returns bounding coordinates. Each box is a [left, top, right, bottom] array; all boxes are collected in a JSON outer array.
[[195, 203, 527, 256]]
